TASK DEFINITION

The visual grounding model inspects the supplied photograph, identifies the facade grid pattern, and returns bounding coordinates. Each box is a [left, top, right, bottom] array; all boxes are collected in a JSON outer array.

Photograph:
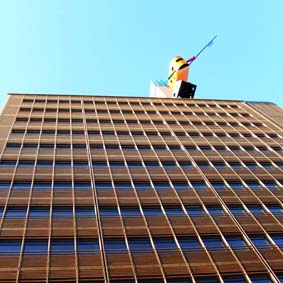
[[0, 94, 283, 282]]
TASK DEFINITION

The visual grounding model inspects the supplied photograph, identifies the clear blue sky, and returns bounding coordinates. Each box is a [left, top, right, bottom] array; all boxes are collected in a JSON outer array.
[[0, 0, 282, 107]]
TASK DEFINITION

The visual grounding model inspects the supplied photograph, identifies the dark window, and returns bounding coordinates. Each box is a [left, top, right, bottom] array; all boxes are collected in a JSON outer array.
[[29, 207, 49, 218], [144, 161, 160, 168], [178, 236, 201, 251], [250, 235, 271, 250], [95, 181, 113, 191], [109, 161, 126, 168], [0, 240, 21, 255], [0, 160, 17, 167], [246, 181, 261, 190], [134, 181, 152, 190], [99, 206, 119, 216], [53, 207, 73, 219], [120, 206, 141, 216], [247, 205, 265, 215], [51, 239, 74, 255], [178, 161, 193, 169], [154, 238, 176, 250], [228, 181, 243, 190], [186, 205, 205, 217], [143, 206, 163, 216], [207, 205, 225, 216], [271, 234, 283, 248], [263, 181, 278, 190], [53, 181, 72, 190], [212, 162, 226, 169], [245, 162, 258, 170], [114, 181, 132, 191], [73, 161, 88, 167], [249, 274, 271, 283], [228, 162, 242, 169], [128, 238, 152, 251], [164, 206, 184, 216], [226, 236, 247, 250], [0, 181, 11, 190], [228, 205, 246, 216], [191, 181, 207, 191], [5, 207, 27, 218], [77, 239, 99, 254], [104, 238, 126, 252], [12, 181, 31, 190], [76, 206, 95, 218], [55, 161, 72, 167], [127, 161, 143, 168], [266, 204, 283, 215], [37, 160, 53, 167], [24, 240, 48, 255], [74, 181, 92, 190], [172, 181, 189, 191], [33, 181, 52, 191], [211, 182, 226, 191], [202, 236, 225, 251], [222, 275, 246, 283], [153, 181, 171, 190]]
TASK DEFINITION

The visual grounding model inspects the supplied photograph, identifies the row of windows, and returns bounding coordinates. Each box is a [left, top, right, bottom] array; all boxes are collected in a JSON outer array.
[[1, 158, 283, 173], [16, 113, 262, 129], [6, 141, 283, 153], [21, 98, 243, 109], [1, 232, 282, 256], [0, 180, 281, 194], [1, 203, 282, 218], [11, 128, 282, 144]]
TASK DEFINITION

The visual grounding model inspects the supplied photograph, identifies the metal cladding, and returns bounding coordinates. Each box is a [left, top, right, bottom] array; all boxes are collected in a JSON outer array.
[[0, 93, 283, 282]]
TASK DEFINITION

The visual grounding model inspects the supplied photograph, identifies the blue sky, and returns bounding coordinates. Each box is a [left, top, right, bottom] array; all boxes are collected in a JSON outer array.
[[0, 0, 282, 107]]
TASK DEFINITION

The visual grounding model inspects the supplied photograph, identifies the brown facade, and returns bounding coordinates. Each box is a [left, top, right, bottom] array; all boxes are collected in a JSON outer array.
[[0, 94, 283, 282]]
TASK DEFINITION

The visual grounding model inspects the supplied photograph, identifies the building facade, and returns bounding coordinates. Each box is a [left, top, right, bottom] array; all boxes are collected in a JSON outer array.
[[0, 93, 283, 282]]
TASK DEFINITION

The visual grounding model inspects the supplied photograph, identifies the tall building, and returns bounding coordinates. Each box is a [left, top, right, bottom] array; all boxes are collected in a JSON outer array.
[[1, 93, 283, 283]]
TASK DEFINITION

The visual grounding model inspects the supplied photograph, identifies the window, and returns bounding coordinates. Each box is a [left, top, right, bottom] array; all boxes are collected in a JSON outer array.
[[127, 161, 143, 168], [99, 206, 119, 217], [53, 207, 73, 219], [228, 181, 243, 190], [51, 239, 74, 255], [247, 205, 265, 215], [266, 204, 283, 215], [211, 182, 226, 191], [250, 235, 271, 250], [179, 161, 193, 169], [24, 240, 48, 255], [164, 206, 184, 216], [5, 207, 27, 218], [191, 181, 207, 191], [0, 181, 10, 190], [226, 236, 247, 250], [207, 205, 225, 216], [74, 181, 92, 190], [246, 181, 261, 190], [128, 238, 152, 251], [104, 238, 126, 252], [245, 162, 258, 170], [202, 236, 225, 251], [228, 205, 246, 216], [53, 181, 72, 190], [37, 160, 53, 167], [212, 162, 226, 170], [33, 181, 52, 190], [29, 207, 49, 218], [222, 275, 247, 283], [12, 181, 32, 190], [144, 161, 160, 169], [0, 160, 16, 167], [143, 206, 163, 216], [76, 206, 95, 218], [95, 181, 112, 191], [178, 236, 201, 251], [153, 181, 171, 190], [77, 239, 99, 255], [134, 181, 152, 191], [194, 277, 219, 283], [196, 161, 211, 170], [271, 234, 283, 248], [73, 161, 88, 167], [186, 205, 205, 217], [167, 278, 192, 283], [114, 181, 132, 191], [0, 240, 21, 256], [120, 206, 141, 216], [249, 274, 271, 283], [263, 181, 278, 190], [172, 181, 189, 191], [154, 238, 177, 251]]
